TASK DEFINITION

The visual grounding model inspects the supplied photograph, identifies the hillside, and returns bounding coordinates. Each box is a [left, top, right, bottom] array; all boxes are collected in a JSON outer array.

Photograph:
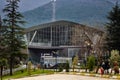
[[22, 0, 114, 28]]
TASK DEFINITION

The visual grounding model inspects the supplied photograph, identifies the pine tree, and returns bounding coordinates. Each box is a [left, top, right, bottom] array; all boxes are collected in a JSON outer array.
[[106, 2, 120, 51], [3, 0, 26, 75], [0, 16, 7, 80], [0, 15, 8, 59], [0, 58, 7, 80]]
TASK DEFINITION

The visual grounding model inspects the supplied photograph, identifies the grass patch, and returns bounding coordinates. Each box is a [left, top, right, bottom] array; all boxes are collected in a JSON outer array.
[[3, 69, 54, 80]]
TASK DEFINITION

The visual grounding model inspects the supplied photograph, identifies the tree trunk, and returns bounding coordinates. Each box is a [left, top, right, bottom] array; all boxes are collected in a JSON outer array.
[[73, 66, 74, 72], [10, 56, 13, 75], [0, 66, 3, 80], [96, 66, 99, 73]]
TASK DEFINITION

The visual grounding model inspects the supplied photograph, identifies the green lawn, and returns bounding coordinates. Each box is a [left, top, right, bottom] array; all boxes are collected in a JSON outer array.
[[3, 69, 54, 80]]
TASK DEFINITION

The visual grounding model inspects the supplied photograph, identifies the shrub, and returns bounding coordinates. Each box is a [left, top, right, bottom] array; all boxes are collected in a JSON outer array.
[[87, 55, 95, 71], [27, 61, 32, 75], [114, 66, 119, 74], [58, 64, 63, 72], [65, 61, 70, 72], [110, 50, 120, 67], [72, 55, 78, 72]]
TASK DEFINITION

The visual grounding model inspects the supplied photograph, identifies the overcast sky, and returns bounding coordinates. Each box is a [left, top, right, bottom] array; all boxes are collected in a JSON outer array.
[[0, 0, 50, 12]]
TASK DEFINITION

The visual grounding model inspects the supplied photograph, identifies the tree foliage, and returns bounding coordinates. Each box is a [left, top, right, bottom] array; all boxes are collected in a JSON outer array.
[[2, 0, 26, 75], [106, 2, 120, 51], [0, 58, 7, 80], [27, 61, 32, 75], [65, 60, 70, 72], [72, 54, 78, 72], [87, 55, 95, 71], [110, 50, 120, 67]]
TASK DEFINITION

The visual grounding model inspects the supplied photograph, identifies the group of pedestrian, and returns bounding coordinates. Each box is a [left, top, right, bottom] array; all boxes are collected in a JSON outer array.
[[99, 60, 110, 75], [99, 60, 120, 75]]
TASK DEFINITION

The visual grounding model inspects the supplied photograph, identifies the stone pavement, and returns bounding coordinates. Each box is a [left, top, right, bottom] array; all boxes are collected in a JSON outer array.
[[11, 74, 115, 80]]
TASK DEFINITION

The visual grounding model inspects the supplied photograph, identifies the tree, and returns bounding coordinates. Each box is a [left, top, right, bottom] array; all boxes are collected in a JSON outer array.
[[0, 18, 8, 56], [65, 60, 70, 72], [0, 58, 7, 80], [72, 54, 78, 72], [110, 50, 120, 67], [110, 50, 120, 74], [27, 61, 32, 75], [3, 0, 26, 75], [87, 55, 95, 72], [105, 2, 120, 51]]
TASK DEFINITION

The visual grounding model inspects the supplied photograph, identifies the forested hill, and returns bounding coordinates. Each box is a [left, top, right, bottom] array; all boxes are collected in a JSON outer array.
[[22, 0, 113, 28], [0, 0, 114, 28]]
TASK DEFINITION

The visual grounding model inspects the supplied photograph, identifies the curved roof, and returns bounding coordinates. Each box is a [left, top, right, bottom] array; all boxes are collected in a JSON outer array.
[[25, 20, 104, 34]]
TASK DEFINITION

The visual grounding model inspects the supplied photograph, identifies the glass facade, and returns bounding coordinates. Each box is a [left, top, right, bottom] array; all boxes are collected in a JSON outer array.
[[26, 21, 104, 65], [26, 23, 89, 47]]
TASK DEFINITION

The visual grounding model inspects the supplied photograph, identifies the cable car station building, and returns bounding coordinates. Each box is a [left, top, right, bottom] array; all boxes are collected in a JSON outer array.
[[25, 20, 104, 67]]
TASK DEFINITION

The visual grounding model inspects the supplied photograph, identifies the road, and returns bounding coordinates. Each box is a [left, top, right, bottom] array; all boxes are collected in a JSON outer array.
[[12, 74, 115, 80]]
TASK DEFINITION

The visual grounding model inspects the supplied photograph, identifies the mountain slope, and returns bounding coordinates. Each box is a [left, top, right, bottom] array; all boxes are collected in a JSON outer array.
[[18, 0, 50, 12], [22, 0, 113, 27]]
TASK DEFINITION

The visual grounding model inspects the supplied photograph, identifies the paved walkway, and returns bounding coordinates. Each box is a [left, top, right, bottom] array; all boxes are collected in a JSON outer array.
[[12, 74, 115, 80]]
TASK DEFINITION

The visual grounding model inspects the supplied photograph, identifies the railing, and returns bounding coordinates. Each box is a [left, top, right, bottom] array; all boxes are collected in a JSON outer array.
[[29, 42, 52, 47], [43, 57, 72, 67], [2, 65, 26, 76]]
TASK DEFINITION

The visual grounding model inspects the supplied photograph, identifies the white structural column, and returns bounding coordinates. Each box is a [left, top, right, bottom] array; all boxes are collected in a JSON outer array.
[[29, 31, 37, 45]]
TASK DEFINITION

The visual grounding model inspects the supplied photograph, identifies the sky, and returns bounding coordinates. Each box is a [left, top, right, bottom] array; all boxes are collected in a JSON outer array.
[[0, 0, 50, 13]]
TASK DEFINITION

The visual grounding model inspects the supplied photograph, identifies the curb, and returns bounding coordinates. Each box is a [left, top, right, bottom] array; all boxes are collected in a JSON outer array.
[[59, 72, 120, 79]]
